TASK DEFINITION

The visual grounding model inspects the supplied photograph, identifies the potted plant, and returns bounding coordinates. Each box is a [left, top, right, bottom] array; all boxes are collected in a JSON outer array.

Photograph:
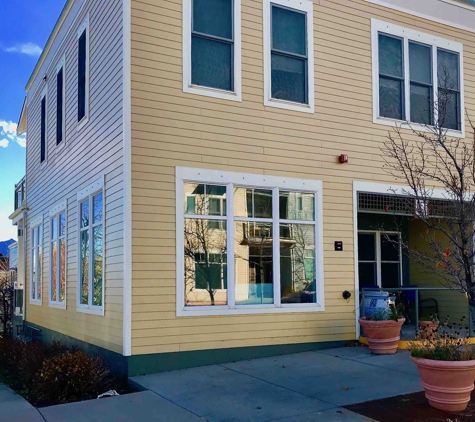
[[418, 315, 439, 339], [410, 316, 475, 412], [359, 304, 405, 355]]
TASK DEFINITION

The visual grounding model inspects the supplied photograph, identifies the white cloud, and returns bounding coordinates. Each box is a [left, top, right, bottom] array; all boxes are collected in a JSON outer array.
[[5, 43, 42, 57], [0, 121, 26, 148]]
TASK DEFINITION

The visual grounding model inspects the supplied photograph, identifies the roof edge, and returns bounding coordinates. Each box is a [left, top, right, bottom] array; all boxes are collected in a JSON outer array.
[[25, 0, 75, 93], [17, 98, 27, 135]]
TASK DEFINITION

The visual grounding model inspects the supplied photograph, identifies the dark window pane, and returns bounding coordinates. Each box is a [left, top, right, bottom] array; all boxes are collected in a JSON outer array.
[[379, 77, 403, 120], [93, 192, 103, 223], [359, 262, 377, 288], [381, 234, 400, 261], [80, 230, 89, 305], [93, 225, 103, 306], [381, 263, 400, 288], [272, 5, 306, 56], [193, 0, 232, 40], [80, 200, 89, 228], [191, 36, 232, 91], [78, 30, 87, 122], [438, 49, 459, 90], [379, 34, 403, 78], [56, 68, 63, 144], [358, 233, 376, 261], [410, 84, 432, 125], [271, 53, 306, 104], [438, 90, 459, 130], [40, 96, 46, 163], [409, 42, 431, 85]]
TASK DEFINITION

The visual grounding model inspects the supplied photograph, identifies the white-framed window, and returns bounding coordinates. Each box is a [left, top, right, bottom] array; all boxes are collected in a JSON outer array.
[[56, 56, 66, 147], [77, 179, 104, 314], [371, 19, 464, 136], [263, 0, 314, 113], [49, 201, 67, 308], [77, 15, 89, 128], [30, 216, 43, 305], [358, 231, 402, 290], [182, 0, 242, 101], [40, 88, 47, 164], [176, 167, 324, 316]]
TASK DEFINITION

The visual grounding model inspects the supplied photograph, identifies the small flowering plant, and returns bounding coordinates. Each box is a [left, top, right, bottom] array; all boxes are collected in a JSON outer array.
[[365, 303, 403, 322], [409, 315, 475, 361]]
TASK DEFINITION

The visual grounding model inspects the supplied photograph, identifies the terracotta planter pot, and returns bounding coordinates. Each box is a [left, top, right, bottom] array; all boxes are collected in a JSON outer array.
[[411, 357, 475, 412], [418, 321, 439, 339], [358, 317, 405, 355]]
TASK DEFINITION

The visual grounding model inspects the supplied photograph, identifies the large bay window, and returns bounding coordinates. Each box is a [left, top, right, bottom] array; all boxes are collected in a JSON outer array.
[[177, 167, 324, 316]]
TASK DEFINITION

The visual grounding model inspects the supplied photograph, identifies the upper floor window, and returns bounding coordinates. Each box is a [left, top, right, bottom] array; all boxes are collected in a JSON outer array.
[[40, 91, 47, 163], [50, 203, 66, 308], [177, 167, 324, 317], [77, 17, 89, 125], [183, 0, 242, 101], [77, 179, 104, 314], [30, 218, 43, 304], [372, 19, 464, 135], [264, 0, 314, 113], [56, 58, 65, 145]]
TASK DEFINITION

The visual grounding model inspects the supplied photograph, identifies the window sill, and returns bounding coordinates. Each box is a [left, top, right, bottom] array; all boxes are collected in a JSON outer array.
[[77, 115, 89, 131], [373, 116, 465, 138], [29, 299, 42, 306], [183, 84, 242, 102], [177, 303, 325, 317], [49, 301, 66, 310], [76, 305, 104, 316], [56, 141, 66, 153], [265, 97, 314, 114]]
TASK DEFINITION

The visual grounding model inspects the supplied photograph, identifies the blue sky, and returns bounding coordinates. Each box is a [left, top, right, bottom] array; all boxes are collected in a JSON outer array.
[[0, 1, 66, 241]]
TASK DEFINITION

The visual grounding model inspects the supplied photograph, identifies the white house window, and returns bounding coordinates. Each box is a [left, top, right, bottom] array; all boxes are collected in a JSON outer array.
[[56, 57, 66, 146], [31, 222, 43, 303], [264, 0, 314, 113], [358, 231, 402, 290], [183, 0, 242, 101], [77, 16, 89, 127], [372, 19, 464, 135], [77, 180, 104, 314], [50, 210, 66, 307], [177, 167, 324, 316]]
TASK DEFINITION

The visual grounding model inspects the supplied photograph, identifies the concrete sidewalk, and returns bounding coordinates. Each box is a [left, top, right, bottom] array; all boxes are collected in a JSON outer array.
[[0, 346, 424, 422]]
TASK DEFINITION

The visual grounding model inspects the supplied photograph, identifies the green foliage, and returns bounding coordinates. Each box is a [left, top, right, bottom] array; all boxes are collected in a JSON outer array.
[[34, 350, 110, 406], [409, 315, 475, 361]]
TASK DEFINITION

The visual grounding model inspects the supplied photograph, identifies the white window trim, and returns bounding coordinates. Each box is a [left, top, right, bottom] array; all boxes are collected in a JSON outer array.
[[49, 200, 67, 309], [76, 178, 105, 315], [56, 56, 66, 149], [371, 19, 465, 138], [30, 215, 43, 306], [182, 0, 242, 101], [77, 15, 90, 130], [40, 87, 48, 167], [357, 230, 403, 289], [176, 167, 324, 317], [263, 0, 315, 113]]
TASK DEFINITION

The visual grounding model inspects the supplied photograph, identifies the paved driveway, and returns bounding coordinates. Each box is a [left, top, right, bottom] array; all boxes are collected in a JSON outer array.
[[130, 346, 423, 422]]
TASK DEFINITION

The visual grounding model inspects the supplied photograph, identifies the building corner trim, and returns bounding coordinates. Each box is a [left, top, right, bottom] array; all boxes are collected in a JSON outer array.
[[122, 0, 132, 357]]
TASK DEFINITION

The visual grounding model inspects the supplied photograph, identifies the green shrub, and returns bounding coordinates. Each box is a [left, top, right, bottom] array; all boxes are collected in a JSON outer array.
[[33, 350, 110, 406]]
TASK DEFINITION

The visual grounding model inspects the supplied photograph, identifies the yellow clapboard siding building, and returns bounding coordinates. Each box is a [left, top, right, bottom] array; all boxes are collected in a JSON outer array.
[[9, 0, 475, 375]]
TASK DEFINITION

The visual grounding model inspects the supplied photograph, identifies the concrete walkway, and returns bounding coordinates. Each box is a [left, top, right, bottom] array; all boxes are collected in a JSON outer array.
[[0, 383, 44, 422], [0, 347, 425, 422]]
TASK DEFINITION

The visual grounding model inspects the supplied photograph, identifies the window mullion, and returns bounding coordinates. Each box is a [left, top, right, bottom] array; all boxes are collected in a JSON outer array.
[[403, 37, 410, 121], [376, 233, 382, 288], [88, 197, 93, 306], [226, 183, 235, 308], [272, 187, 281, 307], [432, 44, 439, 127]]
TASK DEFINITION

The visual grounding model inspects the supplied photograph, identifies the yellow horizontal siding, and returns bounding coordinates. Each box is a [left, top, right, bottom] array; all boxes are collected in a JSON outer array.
[[130, 0, 475, 355]]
